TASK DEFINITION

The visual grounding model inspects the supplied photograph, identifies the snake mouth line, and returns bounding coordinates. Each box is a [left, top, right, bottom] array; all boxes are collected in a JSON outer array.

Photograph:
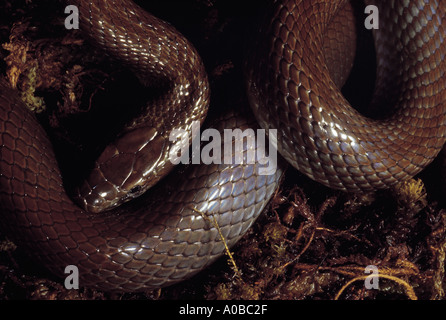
[[169, 120, 279, 175]]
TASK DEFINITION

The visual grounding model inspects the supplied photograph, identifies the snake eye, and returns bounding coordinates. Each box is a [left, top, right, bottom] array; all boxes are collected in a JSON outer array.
[[129, 185, 142, 195]]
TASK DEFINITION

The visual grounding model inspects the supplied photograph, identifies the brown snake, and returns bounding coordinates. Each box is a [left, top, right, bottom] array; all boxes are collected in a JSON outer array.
[[0, 0, 445, 292]]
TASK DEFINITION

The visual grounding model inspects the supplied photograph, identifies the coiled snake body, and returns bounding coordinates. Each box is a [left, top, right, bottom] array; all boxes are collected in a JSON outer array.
[[0, 0, 445, 291]]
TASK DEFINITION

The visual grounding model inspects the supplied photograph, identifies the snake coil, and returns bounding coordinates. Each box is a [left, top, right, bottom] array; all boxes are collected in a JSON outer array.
[[0, 0, 444, 292]]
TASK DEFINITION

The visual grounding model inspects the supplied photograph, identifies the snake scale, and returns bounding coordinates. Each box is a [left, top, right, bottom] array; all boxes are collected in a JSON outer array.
[[0, 0, 444, 292]]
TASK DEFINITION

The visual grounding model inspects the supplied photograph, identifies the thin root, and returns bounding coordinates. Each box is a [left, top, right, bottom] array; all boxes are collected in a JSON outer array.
[[192, 207, 242, 281], [334, 274, 417, 300]]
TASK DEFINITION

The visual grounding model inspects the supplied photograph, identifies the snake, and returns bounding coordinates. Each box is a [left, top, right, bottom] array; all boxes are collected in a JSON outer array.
[[0, 0, 445, 292]]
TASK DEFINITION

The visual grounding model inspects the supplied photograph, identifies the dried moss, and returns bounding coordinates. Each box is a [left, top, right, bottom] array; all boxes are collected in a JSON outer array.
[[202, 182, 446, 300]]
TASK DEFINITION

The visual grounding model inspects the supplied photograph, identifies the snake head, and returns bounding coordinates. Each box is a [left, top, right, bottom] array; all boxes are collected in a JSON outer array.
[[73, 126, 169, 213]]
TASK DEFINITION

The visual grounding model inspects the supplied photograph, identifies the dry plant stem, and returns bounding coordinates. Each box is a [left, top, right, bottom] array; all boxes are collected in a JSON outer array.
[[193, 208, 242, 281], [334, 274, 417, 300], [430, 242, 446, 300], [279, 230, 315, 271]]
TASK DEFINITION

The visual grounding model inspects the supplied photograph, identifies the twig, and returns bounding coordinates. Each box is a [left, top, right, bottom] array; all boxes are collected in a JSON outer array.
[[192, 207, 242, 281], [334, 274, 417, 300]]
